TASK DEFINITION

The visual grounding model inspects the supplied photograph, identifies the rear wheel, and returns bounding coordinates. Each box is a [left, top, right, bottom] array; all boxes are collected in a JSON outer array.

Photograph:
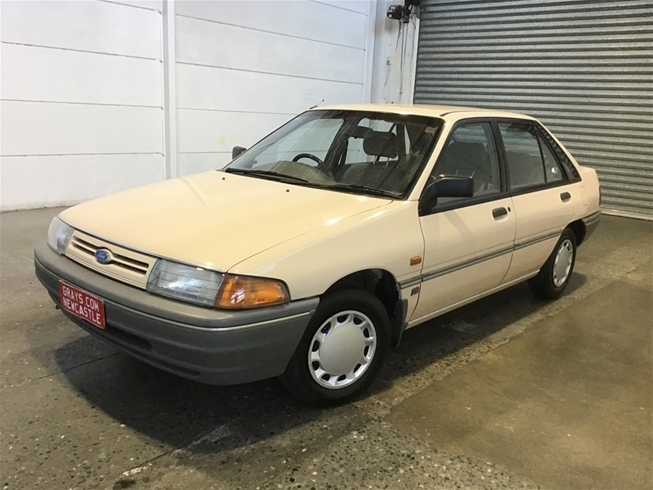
[[528, 228, 577, 299], [280, 289, 390, 405]]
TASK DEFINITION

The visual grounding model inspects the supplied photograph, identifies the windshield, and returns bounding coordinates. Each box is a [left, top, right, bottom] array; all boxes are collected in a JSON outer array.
[[224, 110, 443, 199]]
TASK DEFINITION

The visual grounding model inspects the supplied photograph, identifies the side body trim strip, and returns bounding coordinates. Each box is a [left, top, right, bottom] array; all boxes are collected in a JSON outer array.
[[420, 245, 514, 282], [513, 229, 563, 251], [399, 229, 563, 289]]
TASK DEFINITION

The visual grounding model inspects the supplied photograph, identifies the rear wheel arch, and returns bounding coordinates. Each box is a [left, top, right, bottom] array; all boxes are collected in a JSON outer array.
[[529, 228, 577, 299], [567, 219, 586, 246]]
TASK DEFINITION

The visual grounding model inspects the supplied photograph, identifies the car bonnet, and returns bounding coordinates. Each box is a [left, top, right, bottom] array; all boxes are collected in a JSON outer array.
[[59, 170, 392, 272]]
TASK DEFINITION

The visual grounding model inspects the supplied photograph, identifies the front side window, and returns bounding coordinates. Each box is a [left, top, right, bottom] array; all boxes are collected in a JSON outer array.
[[430, 121, 501, 206], [226, 110, 442, 198]]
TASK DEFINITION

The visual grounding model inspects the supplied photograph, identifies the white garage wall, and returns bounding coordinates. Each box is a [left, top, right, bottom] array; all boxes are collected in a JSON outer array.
[[0, 0, 378, 210], [369, 0, 420, 105], [0, 0, 165, 211], [173, 0, 375, 175]]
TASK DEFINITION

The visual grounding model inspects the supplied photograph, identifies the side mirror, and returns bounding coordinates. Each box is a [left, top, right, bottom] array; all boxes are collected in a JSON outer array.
[[232, 146, 246, 159], [419, 175, 474, 214]]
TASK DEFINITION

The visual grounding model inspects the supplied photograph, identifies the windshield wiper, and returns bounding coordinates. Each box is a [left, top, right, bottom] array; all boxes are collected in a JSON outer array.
[[224, 168, 309, 183], [321, 183, 397, 199], [224, 169, 396, 198]]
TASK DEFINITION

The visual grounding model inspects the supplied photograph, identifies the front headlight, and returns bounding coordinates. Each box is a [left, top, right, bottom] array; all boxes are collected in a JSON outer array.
[[146, 260, 225, 307], [47, 217, 74, 254], [146, 260, 290, 309]]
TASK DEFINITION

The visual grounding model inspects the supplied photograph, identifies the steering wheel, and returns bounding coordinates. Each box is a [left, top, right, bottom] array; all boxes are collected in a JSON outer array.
[[292, 153, 330, 175]]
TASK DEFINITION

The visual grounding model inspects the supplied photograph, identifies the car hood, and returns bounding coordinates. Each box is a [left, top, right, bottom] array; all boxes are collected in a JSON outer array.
[[59, 171, 391, 272]]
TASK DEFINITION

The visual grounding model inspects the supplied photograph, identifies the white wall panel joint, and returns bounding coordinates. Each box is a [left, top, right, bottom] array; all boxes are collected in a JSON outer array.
[[362, 0, 377, 103], [162, 0, 177, 179]]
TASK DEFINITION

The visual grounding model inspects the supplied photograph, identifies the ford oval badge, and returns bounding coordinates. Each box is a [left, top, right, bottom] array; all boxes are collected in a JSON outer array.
[[95, 248, 111, 264]]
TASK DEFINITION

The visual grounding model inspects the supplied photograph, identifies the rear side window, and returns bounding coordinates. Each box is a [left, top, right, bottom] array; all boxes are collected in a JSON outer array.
[[498, 122, 546, 190]]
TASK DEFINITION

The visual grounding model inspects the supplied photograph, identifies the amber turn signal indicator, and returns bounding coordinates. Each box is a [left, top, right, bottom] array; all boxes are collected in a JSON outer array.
[[215, 275, 290, 309], [410, 256, 422, 266]]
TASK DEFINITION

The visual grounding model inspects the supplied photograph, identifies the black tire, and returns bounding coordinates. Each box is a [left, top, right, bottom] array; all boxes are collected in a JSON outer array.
[[528, 228, 577, 299], [279, 289, 391, 405]]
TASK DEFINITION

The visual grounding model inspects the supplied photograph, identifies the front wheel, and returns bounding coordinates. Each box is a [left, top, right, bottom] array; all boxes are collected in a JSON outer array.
[[528, 228, 577, 299], [280, 289, 391, 405]]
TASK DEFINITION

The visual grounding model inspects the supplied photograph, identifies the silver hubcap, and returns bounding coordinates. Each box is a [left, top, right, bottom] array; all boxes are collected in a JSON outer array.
[[552, 238, 574, 287], [307, 310, 377, 390]]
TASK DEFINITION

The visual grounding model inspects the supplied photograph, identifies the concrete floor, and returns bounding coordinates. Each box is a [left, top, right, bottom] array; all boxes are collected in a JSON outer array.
[[1, 208, 651, 490]]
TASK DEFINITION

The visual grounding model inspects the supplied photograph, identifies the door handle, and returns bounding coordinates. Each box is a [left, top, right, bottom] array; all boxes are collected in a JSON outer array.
[[492, 207, 508, 219], [560, 192, 571, 202]]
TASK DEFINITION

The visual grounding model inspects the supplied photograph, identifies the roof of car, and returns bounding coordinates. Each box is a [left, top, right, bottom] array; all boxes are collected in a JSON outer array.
[[315, 103, 535, 122]]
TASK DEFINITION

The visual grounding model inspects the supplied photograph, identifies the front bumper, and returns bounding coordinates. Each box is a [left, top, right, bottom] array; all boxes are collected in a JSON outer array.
[[34, 242, 318, 385]]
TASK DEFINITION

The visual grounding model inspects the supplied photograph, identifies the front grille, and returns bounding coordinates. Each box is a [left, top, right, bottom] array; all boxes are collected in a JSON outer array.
[[71, 236, 150, 274], [65, 231, 157, 289]]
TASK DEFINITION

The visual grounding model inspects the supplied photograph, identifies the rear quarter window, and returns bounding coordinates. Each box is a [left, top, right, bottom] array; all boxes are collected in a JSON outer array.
[[536, 123, 580, 180]]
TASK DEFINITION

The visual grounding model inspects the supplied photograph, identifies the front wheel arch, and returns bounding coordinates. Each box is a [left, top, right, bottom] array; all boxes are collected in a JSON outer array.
[[323, 269, 405, 346], [279, 289, 392, 405]]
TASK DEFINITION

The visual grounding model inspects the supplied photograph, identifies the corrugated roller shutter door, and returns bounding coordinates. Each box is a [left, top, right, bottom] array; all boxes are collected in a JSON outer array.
[[414, 0, 653, 218]]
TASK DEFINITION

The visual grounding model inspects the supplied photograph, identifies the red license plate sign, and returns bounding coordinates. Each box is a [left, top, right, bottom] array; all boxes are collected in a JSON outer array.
[[59, 282, 106, 329]]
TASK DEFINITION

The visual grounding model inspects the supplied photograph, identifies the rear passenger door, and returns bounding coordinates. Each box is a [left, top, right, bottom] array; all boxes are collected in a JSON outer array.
[[497, 119, 581, 284]]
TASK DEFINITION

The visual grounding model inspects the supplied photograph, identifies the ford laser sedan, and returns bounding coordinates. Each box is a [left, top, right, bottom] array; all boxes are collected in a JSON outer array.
[[35, 105, 601, 404]]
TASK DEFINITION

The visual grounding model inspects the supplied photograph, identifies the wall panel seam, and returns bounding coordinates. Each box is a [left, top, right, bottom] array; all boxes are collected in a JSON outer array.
[[178, 151, 231, 155], [1, 99, 163, 109], [2, 152, 163, 157], [175, 61, 364, 86], [0, 41, 159, 61], [177, 107, 297, 116], [309, 0, 367, 16], [175, 13, 365, 51], [97, 0, 162, 13]]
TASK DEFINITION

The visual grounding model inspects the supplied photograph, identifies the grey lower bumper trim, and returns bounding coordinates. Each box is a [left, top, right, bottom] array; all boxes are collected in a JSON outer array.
[[34, 242, 318, 385], [582, 210, 601, 243], [102, 293, 313, 333]]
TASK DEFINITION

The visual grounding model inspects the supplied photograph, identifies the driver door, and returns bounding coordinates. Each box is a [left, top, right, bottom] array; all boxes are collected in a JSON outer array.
[[410, 120, 516, 324]]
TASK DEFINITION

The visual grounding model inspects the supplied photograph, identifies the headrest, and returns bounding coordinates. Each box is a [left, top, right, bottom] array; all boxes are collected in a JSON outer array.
[[347, 126, 372, 139], [363, 131, 399, 158], [441, 142, 485, 164]]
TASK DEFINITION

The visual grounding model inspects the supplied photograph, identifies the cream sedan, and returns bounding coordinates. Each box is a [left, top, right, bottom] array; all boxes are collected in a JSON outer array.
[[35, 105, 601, 404]]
